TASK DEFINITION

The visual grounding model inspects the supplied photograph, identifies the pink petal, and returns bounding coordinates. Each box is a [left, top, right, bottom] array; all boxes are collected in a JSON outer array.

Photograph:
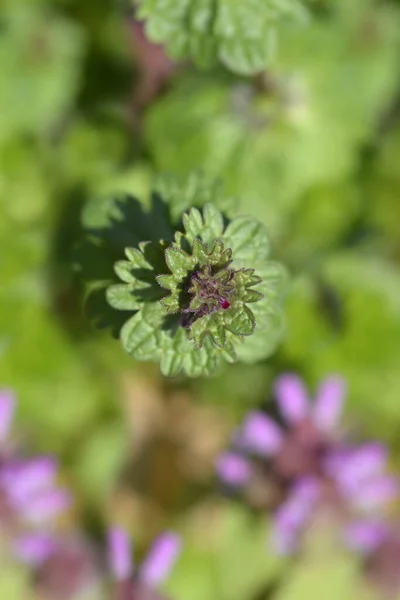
[[139, 532, 181, 586], [274, 374, 309, 424], [108, 527, 133, 581], [20, 489, 71, 524], [351, 476, 399, 512], [13, 533, 57, 566], [313, 377, 346, 432], [0, 390, 15, 442], [270, 478, 320, 555], [215, 452, 251, 486], [343, 521, 387, 554], [270, 519, 299, 555], [236, 411, 283, 456], [6, 457, 58, 502], [331, 444, 388, 489]]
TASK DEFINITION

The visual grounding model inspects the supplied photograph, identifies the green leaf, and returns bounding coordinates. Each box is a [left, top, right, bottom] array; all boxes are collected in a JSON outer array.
[[183, 207, 204, 241], [120, 302, 164, 361], [114, 260, 136, 283], [165, 246, 196, 276], [136, 0, 309, 75], [203, 202, 224, 239], [209, 320, 226, 347], [91, 173, 286, 376], [242, 288, 264, 303], [188, 315, 211, 348], [225, 304, 256, 336], [224, 216, 270, 264], [153, 171, 238, 223], [160, 350, 184, 377], [156, 274, 176, 291], [125, 246, 152, 268], [0, 2, 84, 143], [106, 283, 143, 311], [160, 294, 181, 313]]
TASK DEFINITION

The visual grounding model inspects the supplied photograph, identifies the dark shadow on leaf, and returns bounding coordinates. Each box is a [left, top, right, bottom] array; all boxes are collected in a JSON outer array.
[[76, 191, 176, 335], [131, 286, 166, 303], [161, 313, 183, 336], [85, 285, 131, 338]]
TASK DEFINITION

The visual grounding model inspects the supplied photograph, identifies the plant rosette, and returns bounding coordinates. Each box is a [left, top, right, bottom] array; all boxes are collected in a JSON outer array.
[[105, 194, 286, 377]]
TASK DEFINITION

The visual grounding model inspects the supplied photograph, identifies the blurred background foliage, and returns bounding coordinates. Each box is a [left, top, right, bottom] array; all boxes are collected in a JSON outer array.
[[1, 0, 400, 597]]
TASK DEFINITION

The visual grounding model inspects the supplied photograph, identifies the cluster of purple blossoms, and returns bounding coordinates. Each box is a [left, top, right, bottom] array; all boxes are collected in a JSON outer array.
[[108, 527, 181, 600], [0, 389, 182, 599], [0, 389, 98, 599], [0, 389, 70, 538], [216, 374, 399, 558]]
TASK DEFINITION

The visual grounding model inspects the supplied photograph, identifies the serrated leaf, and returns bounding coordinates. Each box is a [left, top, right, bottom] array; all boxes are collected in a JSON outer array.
[[203, 202, 224, 238], [125, 246, 152, 268], [235, 308, 285, 362], [156, 274, 177, 291], [242, 289, 264, 303], [224, 216, 270, 264], [160, 295, 180, 314], [209, 320, 226, 348], [183, 207, 204, 241], [137, 0, 309, 75], [165, 246, 196, 276], [188, 315, 211, 348], [120, 303, 163, 360], [87, 172, 285, 376], [106, 284, 143, 311], [153, 171, 238, 223], [114, 260, 136, 283], [225, 305, 256, 336], [160, 350, 184, 377], [191, 237, 209, 263]]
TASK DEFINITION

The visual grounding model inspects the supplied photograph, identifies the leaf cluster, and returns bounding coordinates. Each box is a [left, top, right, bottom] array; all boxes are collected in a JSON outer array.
[[83, 174, 287, 377], [135, 0, 309, 75]]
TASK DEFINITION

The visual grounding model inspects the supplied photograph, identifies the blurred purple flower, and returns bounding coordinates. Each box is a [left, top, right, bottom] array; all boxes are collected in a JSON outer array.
[[34, 535, 99, 600], [109, 527, 181, 600], [12, 532, 58, 566], [216, 374, 346, 489], [326, 444, 399, 512], [0, 389, 15, 443], [344, 520, 400, 596], [271, 477, 321, 554], [215, 452, 252, 486], [215, 374, 398, 556], [0, 391, 71, 533]]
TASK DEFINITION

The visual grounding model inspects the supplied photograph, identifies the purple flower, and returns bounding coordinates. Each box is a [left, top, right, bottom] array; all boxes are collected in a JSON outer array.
[[23, 534, 99, 600], [274, 374, 345, 431], [232, 374, 345, 463], [215, 452, 252, 486], [215, 374, 398, 556], [344, 520, 389, 554], [109, 528, 134, 581], [217, 374, 346, 490], [344, 520, 400, 596], [12, 533, 58, 566], [0, 390, 99, 599], [326, 444, 398, 512], [1, 458, 71, 524], [0, 390, 71, 559], [0, 389, 15, 443], [235, 411, 283, 456], [109, 527, 181, 599], [271, 477, 321, 554]]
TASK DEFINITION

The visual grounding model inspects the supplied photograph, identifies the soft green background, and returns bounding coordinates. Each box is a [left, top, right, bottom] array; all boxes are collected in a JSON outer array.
[[1, 0, 400, 597]]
